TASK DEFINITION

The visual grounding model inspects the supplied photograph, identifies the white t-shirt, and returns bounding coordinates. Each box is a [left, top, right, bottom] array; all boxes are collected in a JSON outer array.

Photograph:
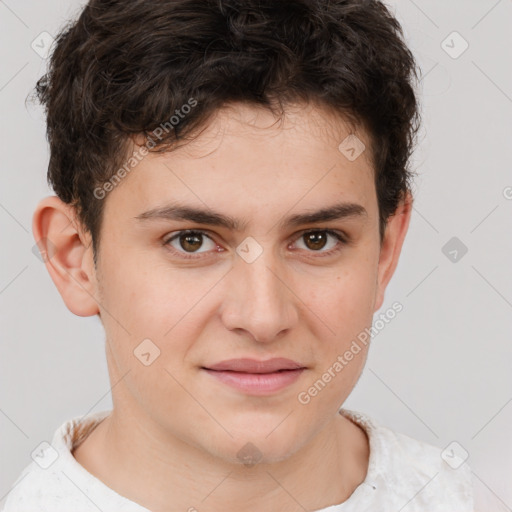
[[0, 408, 497, 511]]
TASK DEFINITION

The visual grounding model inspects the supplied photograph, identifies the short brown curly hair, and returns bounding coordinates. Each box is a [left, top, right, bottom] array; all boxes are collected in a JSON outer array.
[[36, 0, 420, 263]]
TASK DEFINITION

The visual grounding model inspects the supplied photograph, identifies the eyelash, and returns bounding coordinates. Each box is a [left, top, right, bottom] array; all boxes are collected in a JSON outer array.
[[162, 229, 348, 260]]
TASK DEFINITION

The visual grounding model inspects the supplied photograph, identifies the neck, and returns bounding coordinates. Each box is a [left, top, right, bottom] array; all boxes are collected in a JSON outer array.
[[73, 402, 369, 512]]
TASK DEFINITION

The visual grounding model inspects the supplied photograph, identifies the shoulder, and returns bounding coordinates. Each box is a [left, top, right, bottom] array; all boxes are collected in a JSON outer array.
[[339, 409, 474, 511], [381, 425, 473, 500], [1, 410, 147, 512], [1, 453, 95, 512]]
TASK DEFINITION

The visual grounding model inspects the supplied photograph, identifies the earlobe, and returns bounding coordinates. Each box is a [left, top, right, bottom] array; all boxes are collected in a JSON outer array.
[[374, 191, 413, 312], [32, 195, 100, 317]]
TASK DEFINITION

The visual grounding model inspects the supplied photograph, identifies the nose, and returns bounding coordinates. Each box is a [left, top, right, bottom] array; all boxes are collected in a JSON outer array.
[[219, 244, 299, 344]]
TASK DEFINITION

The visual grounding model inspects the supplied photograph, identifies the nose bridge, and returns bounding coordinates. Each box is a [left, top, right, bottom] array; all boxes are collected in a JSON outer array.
[[223, 237, 297, 342]]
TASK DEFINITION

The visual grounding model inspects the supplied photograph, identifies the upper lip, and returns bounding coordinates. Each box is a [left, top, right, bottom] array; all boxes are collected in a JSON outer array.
[[203, 358, 306, 374]]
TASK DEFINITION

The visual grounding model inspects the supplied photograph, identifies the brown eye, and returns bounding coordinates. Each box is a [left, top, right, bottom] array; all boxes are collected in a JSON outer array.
[[303, 231, 328, 251], [179, 232, 203, 252], [165, 230, 217, 255], [293, 229, 346, 255]]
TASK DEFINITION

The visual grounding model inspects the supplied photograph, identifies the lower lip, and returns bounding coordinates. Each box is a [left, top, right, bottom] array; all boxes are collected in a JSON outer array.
[[202, 368, 305, 395]]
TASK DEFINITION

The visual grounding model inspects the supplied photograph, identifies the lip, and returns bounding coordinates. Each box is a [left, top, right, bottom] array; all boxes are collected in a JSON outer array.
[[203, 358, 305, 373], [201, 358, 307, 395]]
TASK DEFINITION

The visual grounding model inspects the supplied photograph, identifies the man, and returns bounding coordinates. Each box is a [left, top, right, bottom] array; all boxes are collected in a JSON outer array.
[[2, 1, 479, 510]]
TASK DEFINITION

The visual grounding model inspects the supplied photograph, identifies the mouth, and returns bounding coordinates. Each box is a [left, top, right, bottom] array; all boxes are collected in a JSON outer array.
[[201, 358, 307, 395], [202, 357, 306, 373]]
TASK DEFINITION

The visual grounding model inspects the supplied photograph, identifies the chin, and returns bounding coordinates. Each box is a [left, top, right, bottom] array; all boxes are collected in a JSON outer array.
[[206, 429, 305, 467]]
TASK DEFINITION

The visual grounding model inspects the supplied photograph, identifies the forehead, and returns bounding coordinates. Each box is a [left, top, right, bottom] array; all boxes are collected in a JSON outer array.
[[103, 102, 376, 225]]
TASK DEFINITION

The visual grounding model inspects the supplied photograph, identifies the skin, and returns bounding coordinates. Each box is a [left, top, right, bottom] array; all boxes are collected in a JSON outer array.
[[33, 101, 412, 512]]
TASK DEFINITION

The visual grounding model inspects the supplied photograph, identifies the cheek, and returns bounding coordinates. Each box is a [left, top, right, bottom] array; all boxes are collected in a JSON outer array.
[[97, 259, 222, 388], [98, 251, 197, 331], [302, 263, 377, 342], [97, 260, 200, 410], [296, 273, 374, 409]]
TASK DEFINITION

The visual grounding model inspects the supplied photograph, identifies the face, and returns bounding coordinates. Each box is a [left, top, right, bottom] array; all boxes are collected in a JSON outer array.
[[75, 102, 396, 464]]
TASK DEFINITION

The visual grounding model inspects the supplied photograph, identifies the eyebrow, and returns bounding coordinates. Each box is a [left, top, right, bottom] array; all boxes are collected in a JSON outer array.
[[134, 201, 368, 231]]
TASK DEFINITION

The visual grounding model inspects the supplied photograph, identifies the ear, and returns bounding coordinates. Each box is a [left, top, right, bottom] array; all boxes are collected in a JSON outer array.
[[374, 191, 413, 312], [32, 195, 100, 317]]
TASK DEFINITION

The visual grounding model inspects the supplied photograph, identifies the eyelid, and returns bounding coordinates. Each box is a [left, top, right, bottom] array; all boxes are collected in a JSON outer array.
[[295, 228, 348, 243], [163, 229, 219, 252], [163, 228, 349, 259], [289, 228, 348, 255]]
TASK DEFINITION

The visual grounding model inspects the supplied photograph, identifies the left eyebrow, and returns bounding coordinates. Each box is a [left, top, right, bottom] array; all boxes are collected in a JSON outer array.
[[280, 202, 368, 229], [134, 200, 368, 231]]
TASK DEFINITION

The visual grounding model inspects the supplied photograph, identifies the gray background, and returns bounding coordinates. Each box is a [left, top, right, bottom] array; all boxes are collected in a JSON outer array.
[[1, 0, 511, 508]]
